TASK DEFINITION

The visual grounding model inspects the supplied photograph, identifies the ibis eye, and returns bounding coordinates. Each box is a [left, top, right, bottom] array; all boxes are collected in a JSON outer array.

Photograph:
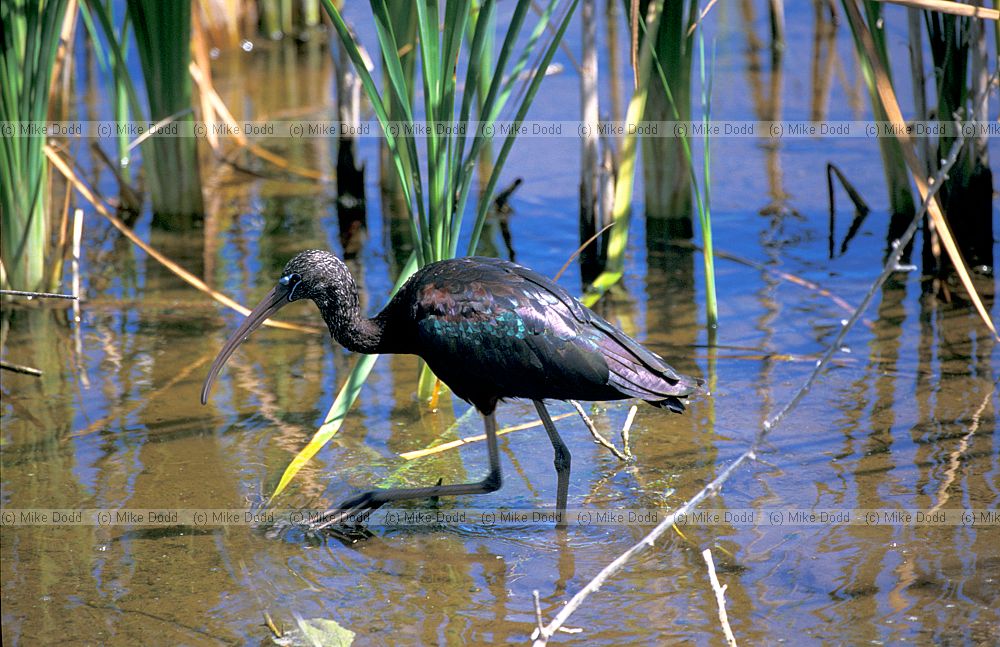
[[280, 272, 303, 300]]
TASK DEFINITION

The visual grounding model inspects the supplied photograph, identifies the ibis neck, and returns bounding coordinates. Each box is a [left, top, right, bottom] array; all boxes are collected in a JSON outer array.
[[314, 283, 394, 355], [338, 317, 388, 354]]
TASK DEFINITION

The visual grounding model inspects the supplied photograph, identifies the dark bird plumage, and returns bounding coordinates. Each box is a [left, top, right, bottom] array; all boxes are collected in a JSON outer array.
[[202, 250, 704, 528]]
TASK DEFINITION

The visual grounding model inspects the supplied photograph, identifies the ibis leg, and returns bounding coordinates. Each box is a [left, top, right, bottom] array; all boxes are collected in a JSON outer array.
[[315, 412, 503, 531], [533, 400, 571, 515]]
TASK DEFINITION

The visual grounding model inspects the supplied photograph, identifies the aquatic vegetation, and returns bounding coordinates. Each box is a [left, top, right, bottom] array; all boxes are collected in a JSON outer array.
[[126, 0, 204, 225], [269, 0, 581, 497], [842, 1, 916, 226], [321, 0, 577, 267], [635, 0, 700, 242], [0, 0, 71, 292], [843, 0, 994, 275]]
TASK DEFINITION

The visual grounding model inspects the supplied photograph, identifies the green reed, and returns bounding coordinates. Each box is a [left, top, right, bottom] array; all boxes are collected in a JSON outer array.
[[0, 0, 70, 292], [126, 0, 204, 225], [323, 0, 577, 266], [580, 0, 665, 307], [648, 30, 718, 329], [258, 0, 320, 39], [638, 0, 699, 242], [78, 0, 136, 185], [270, 0, 579, 498], [582, 2, 716, 328], [842, 1, 916, 221]]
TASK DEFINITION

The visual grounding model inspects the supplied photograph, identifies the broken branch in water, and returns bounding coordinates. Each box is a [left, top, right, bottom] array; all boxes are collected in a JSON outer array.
[[703, 548, 739, 647], [570, 400, 629, 461], [1, 361, 42, 376], [620, 405, 637, 459], [0, 289, 77, 300], [531, 129, 968, 647]]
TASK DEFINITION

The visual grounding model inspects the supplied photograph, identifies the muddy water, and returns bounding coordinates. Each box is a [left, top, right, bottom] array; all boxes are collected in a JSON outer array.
[[2, 4, 999, 645]]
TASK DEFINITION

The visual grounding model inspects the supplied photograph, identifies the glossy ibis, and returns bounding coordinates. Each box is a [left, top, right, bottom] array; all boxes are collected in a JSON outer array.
[[201, 250, 703, 527]]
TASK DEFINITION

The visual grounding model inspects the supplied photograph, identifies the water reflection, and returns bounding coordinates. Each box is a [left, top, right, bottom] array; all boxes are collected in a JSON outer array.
[[2, 259, 997, 641]]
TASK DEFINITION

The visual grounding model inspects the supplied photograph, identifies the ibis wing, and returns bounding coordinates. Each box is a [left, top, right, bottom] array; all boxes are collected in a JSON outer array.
[[409, 258, 610, 404], [495, 259, 701, 402], [408, 257, 701, 408]]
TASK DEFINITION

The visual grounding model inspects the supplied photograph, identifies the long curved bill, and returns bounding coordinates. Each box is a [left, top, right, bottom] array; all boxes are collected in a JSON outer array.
[[201, 283, 292, 405]]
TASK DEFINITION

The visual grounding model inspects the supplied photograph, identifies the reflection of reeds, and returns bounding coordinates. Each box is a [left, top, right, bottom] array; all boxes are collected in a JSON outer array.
[[46, 144, 315, 333], [0, 0, 71, 291], [258, 0, 320, 40]]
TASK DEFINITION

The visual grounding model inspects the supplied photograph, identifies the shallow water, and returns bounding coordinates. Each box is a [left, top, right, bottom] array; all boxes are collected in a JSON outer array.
[[3, 3, 999, 645]]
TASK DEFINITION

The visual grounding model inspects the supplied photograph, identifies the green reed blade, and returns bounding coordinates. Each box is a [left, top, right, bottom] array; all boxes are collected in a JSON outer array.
[[467, 0, 579, 256], [269, 252, 419, 500], [323, 0, 424, 263], [0, 0, 69, 291], [580, 0, 664, 306], [449, 0, 494, 217], [641, 11, 716, 327], [370, 0, 430, 261], [453, 0, 559, 256], [126, 0, 204, 221]]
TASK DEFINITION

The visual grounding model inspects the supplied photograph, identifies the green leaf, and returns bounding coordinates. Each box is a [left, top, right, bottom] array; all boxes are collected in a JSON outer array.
[[322, 0, 425, 262], [466, 0, 578, 255], [579, 0, 665, 301], [269, 253, 419, 501]]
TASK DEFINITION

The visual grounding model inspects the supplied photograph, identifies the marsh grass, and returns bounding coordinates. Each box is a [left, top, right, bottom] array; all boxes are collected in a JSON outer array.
[[584, 3, 718, 332], [0, 0, 71, 292], [844, 0, 994, 276], [126, 0, 204, 225], [854, 1, 917, 224], [271, 0, 580, 498], [922, 6, 994, 271], [637, 0, 698, 241], [641, 20, 717, 328]]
